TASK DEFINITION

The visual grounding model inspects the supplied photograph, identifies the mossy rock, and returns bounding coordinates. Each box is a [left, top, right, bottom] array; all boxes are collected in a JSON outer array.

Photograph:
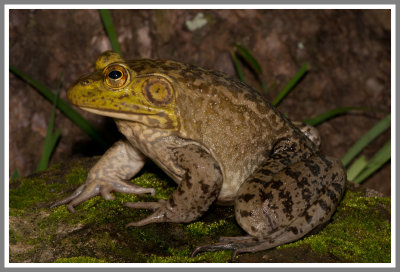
[[9, 157, 390, 263]]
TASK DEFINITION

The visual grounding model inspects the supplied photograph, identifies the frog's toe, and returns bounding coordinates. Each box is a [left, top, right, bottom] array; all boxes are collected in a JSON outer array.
[[125, 207, 167, 227], [218, 235, 255, 243], [191, 243, 233, 257], [124, 201, 163, 210], [50, 180, 155, 212], [49, 184, 86, 210], [100, 184, 115, 200], [191, 236, 261, 261], [111, 180, 156, 196]]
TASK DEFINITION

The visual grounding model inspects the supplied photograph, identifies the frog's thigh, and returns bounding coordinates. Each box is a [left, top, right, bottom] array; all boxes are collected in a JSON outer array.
[[234, 155, 346, 252], [126, 144, 223, 226]]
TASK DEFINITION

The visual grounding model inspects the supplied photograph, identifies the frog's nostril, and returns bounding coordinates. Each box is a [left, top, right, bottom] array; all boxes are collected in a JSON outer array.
[[81, 80, 91, 86]]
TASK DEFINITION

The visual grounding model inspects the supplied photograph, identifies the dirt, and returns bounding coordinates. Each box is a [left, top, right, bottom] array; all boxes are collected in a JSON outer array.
[[9, 9, 391, 195]]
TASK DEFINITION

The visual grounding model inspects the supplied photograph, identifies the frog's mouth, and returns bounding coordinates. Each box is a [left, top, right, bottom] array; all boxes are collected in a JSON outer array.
[[80, 106, 153, 120], [79, 106, 177, 129]]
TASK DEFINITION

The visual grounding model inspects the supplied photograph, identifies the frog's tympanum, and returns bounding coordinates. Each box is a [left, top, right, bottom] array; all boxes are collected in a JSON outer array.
[[51, 51, 346, 259]]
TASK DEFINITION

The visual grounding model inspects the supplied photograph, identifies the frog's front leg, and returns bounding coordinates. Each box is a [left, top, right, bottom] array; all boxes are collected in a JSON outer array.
[[125, 144, 223, 227], [193, 154, 346, 260], [50, 139, 155, 212]]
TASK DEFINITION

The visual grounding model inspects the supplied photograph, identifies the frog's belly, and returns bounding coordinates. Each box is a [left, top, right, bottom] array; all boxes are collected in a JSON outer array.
[[214, 149, 269, 206], [215, 168, 248, 206]]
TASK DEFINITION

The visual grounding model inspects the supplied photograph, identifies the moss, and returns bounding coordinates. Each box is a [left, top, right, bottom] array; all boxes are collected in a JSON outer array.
[[9, 166, 87, 217], [47, 162, 62, 170], [147, 247, 232, 263], [278, 190, 391, 263], [9, 229, 21, 245], [64, 167, 88, 186], [55, 257, 107, 263], [131, 172, 176, 200], [10, 178, 55, 215], [185, 219, 230, 236]]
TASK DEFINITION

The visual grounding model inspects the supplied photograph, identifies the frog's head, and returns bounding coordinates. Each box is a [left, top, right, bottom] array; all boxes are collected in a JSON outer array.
[[67, 51, 177, 129]]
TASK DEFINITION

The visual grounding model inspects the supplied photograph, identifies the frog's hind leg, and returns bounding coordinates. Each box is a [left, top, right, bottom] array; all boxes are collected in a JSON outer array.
[[229, 189, 345, 259], [192, 155, 346, 259]]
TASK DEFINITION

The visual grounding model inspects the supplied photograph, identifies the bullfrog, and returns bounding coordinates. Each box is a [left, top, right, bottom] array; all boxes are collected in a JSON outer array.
[[51, 51, 346, 260]]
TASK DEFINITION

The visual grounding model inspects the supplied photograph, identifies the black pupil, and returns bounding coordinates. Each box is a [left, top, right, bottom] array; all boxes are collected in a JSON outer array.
[[109, 70, 122, 79]]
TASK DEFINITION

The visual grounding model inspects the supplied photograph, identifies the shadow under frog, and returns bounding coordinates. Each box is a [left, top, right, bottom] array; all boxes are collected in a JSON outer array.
[[51, 51, 346, 261]]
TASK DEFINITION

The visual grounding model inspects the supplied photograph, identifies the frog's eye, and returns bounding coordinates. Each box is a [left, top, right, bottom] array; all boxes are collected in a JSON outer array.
[[142, 77, 173, 106], [104, 64, 130, 89]]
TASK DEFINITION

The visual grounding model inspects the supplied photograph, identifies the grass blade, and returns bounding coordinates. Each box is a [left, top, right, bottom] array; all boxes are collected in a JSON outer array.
[[303, 107, 367, 126], [233, 44, 262, 75], [99, 9, 122, 55], [273, 63, 309, 107], [346, 155, 368, 181], [232, 44, 268, 91], [231, 49, 246, 82], [352, 140, 391, 184], [341, 114, 391, 167], [10, 66, 109, 150], [36, 77, 62, 172]]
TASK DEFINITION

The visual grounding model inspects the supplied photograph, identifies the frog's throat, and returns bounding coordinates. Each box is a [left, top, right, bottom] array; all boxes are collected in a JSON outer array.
[[80, 106, 177, 129]]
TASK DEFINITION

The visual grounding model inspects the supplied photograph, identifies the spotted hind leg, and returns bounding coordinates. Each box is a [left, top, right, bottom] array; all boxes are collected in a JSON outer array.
[[229, 186, 345, 259], [192, 155, 346, 260]]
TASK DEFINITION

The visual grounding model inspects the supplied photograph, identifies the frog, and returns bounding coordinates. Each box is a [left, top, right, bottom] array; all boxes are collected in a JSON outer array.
[[51, 51, 346, 260]]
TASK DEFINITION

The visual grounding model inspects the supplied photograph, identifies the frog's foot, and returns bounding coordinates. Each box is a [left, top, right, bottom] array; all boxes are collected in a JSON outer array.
[[192, 235, 280, 262], [50, 179, 155, 213], [124, 199, 180, 227]]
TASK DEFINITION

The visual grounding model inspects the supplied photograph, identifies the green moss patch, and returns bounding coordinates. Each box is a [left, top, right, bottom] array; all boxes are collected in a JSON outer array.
[[10, 177, 57, 215], [55, 256, 107, 263], [147, 248, 232, 263]]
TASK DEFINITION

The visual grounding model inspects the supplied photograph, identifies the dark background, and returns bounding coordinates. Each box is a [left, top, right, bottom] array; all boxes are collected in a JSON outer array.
[[9, 9, 391, 195]]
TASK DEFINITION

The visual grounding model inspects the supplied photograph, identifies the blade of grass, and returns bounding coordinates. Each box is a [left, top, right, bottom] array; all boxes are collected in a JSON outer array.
[[303, 107, 367, 126], [272, 63, 309, 107], [341, 114, 391, 167], [231, 49, 245, 82], [233, 44, 267, 92], [10, 66, 109, 150], [36, 74, 63, 172], [346, 155, 368, 181], [352, 140, 391, 184], [233, 44, 262, 75], [10, 170, 20, 180], [99, 9, 122, 55]]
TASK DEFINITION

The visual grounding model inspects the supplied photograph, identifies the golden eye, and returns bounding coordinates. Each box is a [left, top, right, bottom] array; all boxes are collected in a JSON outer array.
[[104, 64, 129, 89], [142, 77, 173, 106]]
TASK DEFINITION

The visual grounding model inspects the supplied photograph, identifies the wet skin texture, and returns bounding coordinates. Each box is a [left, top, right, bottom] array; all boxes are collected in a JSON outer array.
[[51, 51, 346, 260]]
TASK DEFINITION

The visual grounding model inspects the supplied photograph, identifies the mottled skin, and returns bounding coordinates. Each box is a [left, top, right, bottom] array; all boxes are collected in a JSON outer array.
[[51, 51, 346, 260]]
